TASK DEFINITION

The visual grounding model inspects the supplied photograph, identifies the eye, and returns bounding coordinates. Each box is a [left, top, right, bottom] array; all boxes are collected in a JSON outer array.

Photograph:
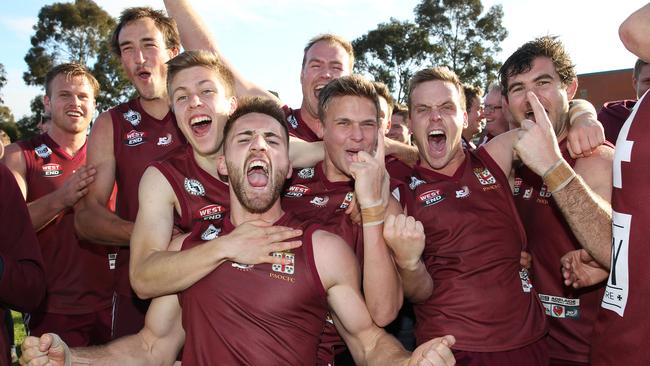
[[144, 42, 157, 48], [202, 89, 215, 95], [175, 95, 188, 102], [509, 85, 524, 95]]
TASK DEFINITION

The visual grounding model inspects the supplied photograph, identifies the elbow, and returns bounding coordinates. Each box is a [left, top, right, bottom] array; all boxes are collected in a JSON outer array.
[[129, 269, 154, 300], [74, 207, 92, 241], [368, 297, 402, 327]]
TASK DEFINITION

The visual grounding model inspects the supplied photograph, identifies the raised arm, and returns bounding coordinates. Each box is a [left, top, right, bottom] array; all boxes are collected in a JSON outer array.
[[163, 0, 278, 100], [619, 3, 650, 62], [74, 112, 132, 246], [313, 230, 455, 366]]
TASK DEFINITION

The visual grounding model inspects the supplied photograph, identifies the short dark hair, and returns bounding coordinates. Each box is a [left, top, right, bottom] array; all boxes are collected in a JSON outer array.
[[462, 84, 484, 111], [318, 75, 379, 123], [111, 7, 180, 56], [166, 50, 236, 100], [373, 81, 394, 117], [44, 63, 99, 98], [302, 34, 355, 71], [392, 103, 409, 120], [634, 58, 649, 80], [499, 36, 576, 96], [222, 97, 288, 151], [408, 67, 465, 111]]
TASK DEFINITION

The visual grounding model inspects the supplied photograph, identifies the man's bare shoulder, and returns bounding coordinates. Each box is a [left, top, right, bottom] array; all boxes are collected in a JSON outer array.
[[574, 144, 614, 175], [311, 229, 360, 290]]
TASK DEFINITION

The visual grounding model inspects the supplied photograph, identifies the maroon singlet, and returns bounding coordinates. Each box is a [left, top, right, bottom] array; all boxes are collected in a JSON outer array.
[[150, 144, 229, 232], [591, 93, 650, 366], [514, 139, 607, 363], [283, 105, 321, 142], [179, 213, 328, 365], [404, 147, 547, 352], [18, 134, 114, 314], [110, 99, 185, 298]]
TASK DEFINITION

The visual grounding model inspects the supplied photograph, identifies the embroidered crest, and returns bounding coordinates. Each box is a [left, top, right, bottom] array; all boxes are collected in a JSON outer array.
[[35, 144, 52, 159], [298, 167, 315, 179], [409, 176, 426, 190], [455, 186, 470, 198], [157, 133, 172, 146], [287, 114, 299, 129], [200, 224, 221, 241], [184, 178, 205, 196], [123, 109, 141, 126], [339, 192, 354, 209], [272, 251, 295, 274], [310, 196, 329, 207]]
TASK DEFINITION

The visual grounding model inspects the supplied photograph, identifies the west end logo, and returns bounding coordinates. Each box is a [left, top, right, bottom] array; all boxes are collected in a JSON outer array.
[[199, 205, 225, 221], [419, 189, 445, 207], [42, 163, 62, 177], [124, 130, 146, 146], [284, 184, 311, 198]]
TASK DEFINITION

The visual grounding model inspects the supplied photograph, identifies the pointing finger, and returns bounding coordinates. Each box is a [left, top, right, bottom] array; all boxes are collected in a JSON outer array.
[[526, 91, 553, 129]]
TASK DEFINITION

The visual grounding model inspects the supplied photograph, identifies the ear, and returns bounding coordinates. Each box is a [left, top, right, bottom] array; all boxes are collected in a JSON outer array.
[[169, 47, 181, 59], [385, 118, 392, 134], [286, 161, 293, 179], [566, 78, 578, 100], [462, 111, 468, 129], [228, 96, 238, 115], [217, 155, 229, 176], [43, 95, 52, 115]]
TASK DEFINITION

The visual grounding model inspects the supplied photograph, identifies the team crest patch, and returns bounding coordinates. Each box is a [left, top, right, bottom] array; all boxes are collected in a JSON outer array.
[[184, 178, 206, 196], [513, 178, 522, 196], [523, 187, 533, 200], [272, 251, 295, 275], [41, 163, 62, 177], [287, 114, 299, 129], [539, 184, 552, 198], [310, 196, 329, 207], [199, 204, 225, 221], [418, 189, 445, 207], [157, 133, 172, 146], [200, 224, 221, 241], [473, 167, 496, 185], [123, 109, 141, 126], [455, 186, 470, 198], [297, 167, 314, 179], [409, 176, 426, 190], [124, 130, 146, 146], [34, 144, 52, 159], [284, 184, 311, 198], [339, 192, 354, 209]]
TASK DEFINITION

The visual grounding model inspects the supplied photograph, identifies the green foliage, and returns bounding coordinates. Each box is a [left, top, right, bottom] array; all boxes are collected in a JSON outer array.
[[0, 63, 6, 104], [353, 0, 507, 102], [23, 0, 131, 111], [16, 96, 45, 141], [353, 19, 431, 103]]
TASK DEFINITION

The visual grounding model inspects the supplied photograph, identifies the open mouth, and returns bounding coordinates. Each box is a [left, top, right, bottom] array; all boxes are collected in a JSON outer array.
[[314, 84, 326, 99], [428, 130, 446, 154], [137, 71, 152, 81], [66, 111, 82, 118], [190, 115, 212, 137], [246, 159, 269, 188]]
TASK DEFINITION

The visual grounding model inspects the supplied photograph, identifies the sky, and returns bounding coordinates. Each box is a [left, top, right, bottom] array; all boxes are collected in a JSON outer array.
[[0, 0, 645, 119]]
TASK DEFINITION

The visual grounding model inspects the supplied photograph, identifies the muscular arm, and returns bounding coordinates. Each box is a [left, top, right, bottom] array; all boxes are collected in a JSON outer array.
[[385, 138, 419, 167], [75, 112, 133, 246], [619, 3, 650, 62], [289, 136, 325, 168], [552, 146, 613, 268], [164, 0, 278, 100], [314, 230, 454, 366]]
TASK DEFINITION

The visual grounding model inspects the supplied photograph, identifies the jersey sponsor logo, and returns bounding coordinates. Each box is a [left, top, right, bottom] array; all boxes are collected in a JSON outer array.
[[455, 186, 470, 198], [124, 130, 147, 146], [602, 211, 631, 316], [284, 184, 311, 198], [184, 178, 206, 196], [513, 178, 522, 196], [272, 251, 295, 275], [34, 144, 52, 159], [310, 196, 329, 207], [339, 192, 354, 209], [108, 253, 117, 270], [523, 187, 533, 200], [473, 167, 496, 186], [41, 163, 63, 177], [297, 167, 315, 179], [233, 262, 254, 270], [200, 224, 221, 241], [123, 109, 141, 126], [157, 133, 173, 146], [409, 176, 425, 190], [287, 114, 299, 129], [539, 294, 580, 319], [198, 204, 225, 221], [418, 189, 445, 207], [519, 268, 533, 293]]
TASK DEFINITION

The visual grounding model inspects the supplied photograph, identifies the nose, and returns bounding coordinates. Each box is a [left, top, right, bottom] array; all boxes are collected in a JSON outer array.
[[429, 107, 442, 122], [133, 47, 145, 65], [250, 133, 268, 151], [349, 122, 363, 142], [189, 94, 202, 108]]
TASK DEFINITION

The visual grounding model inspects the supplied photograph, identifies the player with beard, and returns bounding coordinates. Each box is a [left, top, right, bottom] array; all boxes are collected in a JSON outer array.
[[20, 97, 457, 366], [1, 64, 114, 346], [129, 50, 304, 299]]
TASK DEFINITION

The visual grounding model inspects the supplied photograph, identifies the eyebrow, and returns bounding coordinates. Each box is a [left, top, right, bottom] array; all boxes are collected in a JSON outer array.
[[119, 37, 158, 48]]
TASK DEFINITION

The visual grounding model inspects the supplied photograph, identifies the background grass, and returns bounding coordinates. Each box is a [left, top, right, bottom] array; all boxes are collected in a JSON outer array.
[[11, 311, 25, 366]]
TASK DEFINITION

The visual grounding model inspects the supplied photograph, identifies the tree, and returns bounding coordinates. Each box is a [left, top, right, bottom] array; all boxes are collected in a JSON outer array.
[[353, 0, 507, 101], [353, 19, 432, 103], [415, 0, 507, 87], [0, 63, 6, 104], [23, 0, 132, 110], [16, 96, 45, 140]]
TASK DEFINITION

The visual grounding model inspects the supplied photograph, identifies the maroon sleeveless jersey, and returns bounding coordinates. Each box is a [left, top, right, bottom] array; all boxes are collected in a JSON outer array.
[[150, 144, 229, 233], [404, 147, 547, 352], [179, 213, 328, 365], [514, 140, 607, 363], [283, 105, 320, 142], [110, 98, 186, 297], [591, 94, 650, 365], [18, 134, 114, 313]]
